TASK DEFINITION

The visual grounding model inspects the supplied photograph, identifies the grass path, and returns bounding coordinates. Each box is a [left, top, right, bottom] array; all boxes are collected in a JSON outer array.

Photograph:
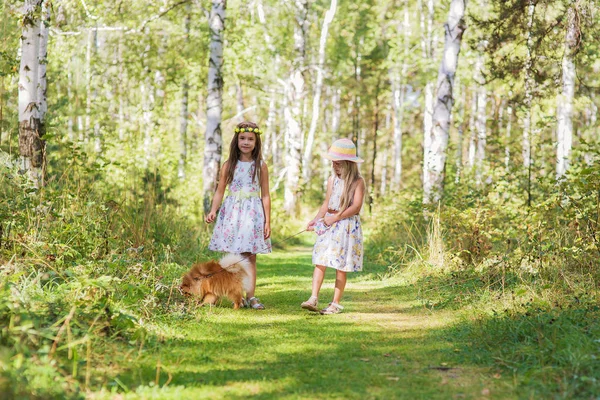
[[95, 246, 516, 399]]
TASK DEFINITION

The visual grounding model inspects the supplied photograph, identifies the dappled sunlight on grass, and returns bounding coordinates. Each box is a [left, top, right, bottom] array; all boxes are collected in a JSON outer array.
[[92, 247, 517, 399]]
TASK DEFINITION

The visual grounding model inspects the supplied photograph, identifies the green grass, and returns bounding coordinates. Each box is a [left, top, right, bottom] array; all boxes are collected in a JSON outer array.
[[84, 247, 515, 399]]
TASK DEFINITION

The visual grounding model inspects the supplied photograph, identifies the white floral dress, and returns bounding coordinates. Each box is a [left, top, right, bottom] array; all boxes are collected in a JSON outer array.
[[209, 160, 272, 254], [312, 175, 363, 272]]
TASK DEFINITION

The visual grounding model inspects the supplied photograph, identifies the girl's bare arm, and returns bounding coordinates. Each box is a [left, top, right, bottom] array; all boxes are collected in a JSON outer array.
[[205, 161, 229, 223], [260, 162, 271, 238]]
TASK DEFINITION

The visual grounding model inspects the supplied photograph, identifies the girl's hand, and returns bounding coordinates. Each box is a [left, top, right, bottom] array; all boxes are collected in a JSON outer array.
[[324, 214, 339, 227], [205, 211, 217, 223], [306, 219, 318, 231], [264, 223, 271, 239]]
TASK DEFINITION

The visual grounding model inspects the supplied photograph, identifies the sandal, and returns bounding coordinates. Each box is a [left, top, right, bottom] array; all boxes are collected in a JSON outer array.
[[301, 296, 319, 312], [320, 302, 343, 315], [248, 297, 265, 310]]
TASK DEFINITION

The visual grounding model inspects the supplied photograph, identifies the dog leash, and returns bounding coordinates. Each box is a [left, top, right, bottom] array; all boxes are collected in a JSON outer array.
[[191, 228, 309, 282]]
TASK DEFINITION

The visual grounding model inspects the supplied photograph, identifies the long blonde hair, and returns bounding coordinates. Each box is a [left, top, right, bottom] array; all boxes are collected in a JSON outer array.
[[336, 161, 364, 212]]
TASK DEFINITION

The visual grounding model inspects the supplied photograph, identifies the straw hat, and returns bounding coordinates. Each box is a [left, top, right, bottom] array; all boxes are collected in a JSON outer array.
[[324, 138, 364, 163]]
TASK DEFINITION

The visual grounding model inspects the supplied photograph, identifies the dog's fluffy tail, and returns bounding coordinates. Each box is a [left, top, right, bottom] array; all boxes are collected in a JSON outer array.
[[219, 253, 253, 293]]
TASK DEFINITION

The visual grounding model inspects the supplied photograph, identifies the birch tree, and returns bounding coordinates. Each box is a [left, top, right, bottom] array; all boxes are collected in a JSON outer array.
[[178, 6, 191, 180], [420, 0, 435, 196], [18, 0, 49, 187], [522, 0, 535, 171], [556, 5, 579, 179], [203, 0, 226, 212], [391, 0, 410, 191], [302, 0, 337, 183], [283, 0, 308, 214], [423, 0, 467, 205]]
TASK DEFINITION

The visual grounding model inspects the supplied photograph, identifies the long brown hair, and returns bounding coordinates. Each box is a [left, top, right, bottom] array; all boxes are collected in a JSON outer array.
[[336, 160, 364, 212], [224, 121, 263, 185]]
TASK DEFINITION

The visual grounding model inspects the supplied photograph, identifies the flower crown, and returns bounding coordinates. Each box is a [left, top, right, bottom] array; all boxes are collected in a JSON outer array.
[[235, 126, 262, 135]]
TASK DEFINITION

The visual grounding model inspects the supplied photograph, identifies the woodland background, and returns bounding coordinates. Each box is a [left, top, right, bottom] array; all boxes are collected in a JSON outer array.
[[0, 0, 599, 398]]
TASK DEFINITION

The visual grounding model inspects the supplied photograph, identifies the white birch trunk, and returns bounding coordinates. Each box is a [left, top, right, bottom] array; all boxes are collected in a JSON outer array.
[[37, 0, 50, 122], [422, 82, 434, 187], [454, 83, 465, 184], [142, 29, 155, 167], [467, 89, 476, 168], [117, 36, 126, 141], [381, 147, 389, 196], [302, 0, 337, 183], [392, 3, 410, 191], [265, 90, 276, 162], [421, 0, 436, 194], [284, 0, 308, 214], [178, 9, 191, 181], [391, 73, 403, 189], [84, 29, 92, 141], [18, 0, 45, 186], [505, 103, 512, 169], [203, 0, 226, 212], [475, 86, 487, 185], [236, 79, 245, 122], [556, 6, 577, 179], [331, 87, 341, 135], [423, 0, 467, 205], [522, 1, 535, 169], [284, 73, 304, 214]]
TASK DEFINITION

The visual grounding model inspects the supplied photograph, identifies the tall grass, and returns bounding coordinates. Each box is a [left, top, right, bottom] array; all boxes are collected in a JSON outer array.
[[0, 159, 208, 397]]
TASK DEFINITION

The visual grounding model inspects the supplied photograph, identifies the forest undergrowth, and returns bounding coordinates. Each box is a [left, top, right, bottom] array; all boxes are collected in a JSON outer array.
[[1, 149, 599, 398], [367, 158, 600, 398]]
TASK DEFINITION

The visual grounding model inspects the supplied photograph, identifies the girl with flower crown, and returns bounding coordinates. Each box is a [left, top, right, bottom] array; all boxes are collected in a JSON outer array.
[[301, 138, 365, 315], [205, 121, 271, 310]]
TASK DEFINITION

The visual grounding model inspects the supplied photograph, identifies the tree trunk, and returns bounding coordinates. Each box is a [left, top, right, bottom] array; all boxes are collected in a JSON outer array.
[[422, 81, 434, 189], [369, 82, 380, 211], [142, 28, 155, 167], [302, 0, 337, 183], [283, 0, 308, 214], [235, 78, 245, 123], [421, 0, 435, 197], [523, 0, 535, 207], [392, 2, 410, 191], [522, 0, 535, 170], [18, 0, 46, 186], [505, 103, 512, 169], [178, 8, 191, 181], [423, 0, 467, 205], [264, 90, 276, 163], [454, 83, 465, 183], [467, 89, 476, 169], [203, 0, 226, 212], [475, 85, 487, 185], [556, 6, 578, 180]]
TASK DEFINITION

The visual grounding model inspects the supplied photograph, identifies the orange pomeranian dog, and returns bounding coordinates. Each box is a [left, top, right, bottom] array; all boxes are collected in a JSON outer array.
[[180, 254, 252, 309]]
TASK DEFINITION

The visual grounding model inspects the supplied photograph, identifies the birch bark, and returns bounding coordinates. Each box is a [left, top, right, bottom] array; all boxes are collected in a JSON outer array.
[[203, 0, 226, 212], [302, 0, 337, 183], [178, 7, 191, 181], [522, 1, 535, 170], [18, 0, 45, 186], [423, 0, 467, 205], [392, 1, 410, 191], [556, 6, 578, 179], [421, 0, 435, 197], [283, 0, 308, 214]]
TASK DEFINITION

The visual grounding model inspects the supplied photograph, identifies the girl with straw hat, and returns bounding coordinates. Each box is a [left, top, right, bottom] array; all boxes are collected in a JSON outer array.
[[302, 138, 365, 315]]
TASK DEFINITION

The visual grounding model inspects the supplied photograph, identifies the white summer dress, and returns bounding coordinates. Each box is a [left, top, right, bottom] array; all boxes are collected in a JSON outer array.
[[208, 160, 272, 254], [312, 175, 363, 272]]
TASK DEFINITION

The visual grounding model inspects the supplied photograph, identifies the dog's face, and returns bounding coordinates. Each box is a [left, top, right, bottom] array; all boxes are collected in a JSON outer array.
[[180, 273, 197, 297]]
